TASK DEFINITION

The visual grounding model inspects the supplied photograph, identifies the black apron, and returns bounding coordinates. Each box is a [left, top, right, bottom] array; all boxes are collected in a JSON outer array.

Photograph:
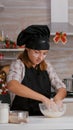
[[10, 66, 51, 115]]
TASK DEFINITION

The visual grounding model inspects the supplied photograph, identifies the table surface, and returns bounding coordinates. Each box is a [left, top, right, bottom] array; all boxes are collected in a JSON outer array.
[[0, 114, 73, 130], [0, 116, 73, 130], [63, 97, 73, 103], [0, 98, 73, 130]]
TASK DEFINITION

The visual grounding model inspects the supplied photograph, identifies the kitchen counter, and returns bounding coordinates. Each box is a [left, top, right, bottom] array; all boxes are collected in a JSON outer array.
[[0, 98, 73, 130], [0, 114, 73, 130], [63, 97, 73, 103], [0, 100, 73, 130]]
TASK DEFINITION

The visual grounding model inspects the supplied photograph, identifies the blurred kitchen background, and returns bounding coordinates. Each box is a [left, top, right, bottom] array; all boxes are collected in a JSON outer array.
[[0, 0, 73, 80]]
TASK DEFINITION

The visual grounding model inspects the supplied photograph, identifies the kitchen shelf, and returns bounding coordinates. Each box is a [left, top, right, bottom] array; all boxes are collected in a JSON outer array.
[[0, 48, 24, 66], [0, 57, 17, 60], [51, 47, 73, 51], [0, 48, 24, 51]]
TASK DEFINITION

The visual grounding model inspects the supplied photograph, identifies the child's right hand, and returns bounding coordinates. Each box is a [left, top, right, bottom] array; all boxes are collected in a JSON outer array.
[[43, 98, 59, 112]]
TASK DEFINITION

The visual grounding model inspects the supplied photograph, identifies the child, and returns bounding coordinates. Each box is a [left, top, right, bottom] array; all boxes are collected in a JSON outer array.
[[7, 25, 67, 115]]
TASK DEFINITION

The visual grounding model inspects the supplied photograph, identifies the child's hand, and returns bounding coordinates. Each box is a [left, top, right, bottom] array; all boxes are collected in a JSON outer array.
[[55, 100, 64, 111]]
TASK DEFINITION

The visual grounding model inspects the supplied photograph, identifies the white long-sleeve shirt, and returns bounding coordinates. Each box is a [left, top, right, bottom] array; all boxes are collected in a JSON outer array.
[[7, 59, 66, 90], [7, 59, 66, 104]]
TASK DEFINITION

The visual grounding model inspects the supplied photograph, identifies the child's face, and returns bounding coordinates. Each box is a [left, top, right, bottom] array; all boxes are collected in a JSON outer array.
[[26, 48, 48, 66]]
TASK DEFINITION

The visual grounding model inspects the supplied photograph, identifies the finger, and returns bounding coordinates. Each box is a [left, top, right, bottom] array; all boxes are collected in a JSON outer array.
[[50, 100, 58, 112]]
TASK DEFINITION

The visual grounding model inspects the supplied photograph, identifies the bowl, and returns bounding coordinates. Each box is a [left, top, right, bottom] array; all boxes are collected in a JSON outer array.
[[9, 111, 29, 124], [39, 103, 66, 118]]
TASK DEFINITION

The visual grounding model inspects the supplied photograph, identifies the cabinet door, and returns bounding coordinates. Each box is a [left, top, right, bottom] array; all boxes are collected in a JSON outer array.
[[65, 103, 73, 115]]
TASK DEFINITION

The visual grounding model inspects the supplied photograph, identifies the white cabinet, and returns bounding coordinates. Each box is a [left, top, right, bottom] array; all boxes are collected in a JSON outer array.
[[63, 98, 73, 115], [51, 0, 68, 23], [66, 103, 73, 115]]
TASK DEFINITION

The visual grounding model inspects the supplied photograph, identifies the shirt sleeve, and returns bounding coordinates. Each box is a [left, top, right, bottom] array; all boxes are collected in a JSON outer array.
[[7, 59, 25, 83], [46, 61, 66, 90]]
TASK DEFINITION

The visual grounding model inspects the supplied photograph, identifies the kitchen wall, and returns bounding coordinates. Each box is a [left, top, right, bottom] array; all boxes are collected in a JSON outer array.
[[0, 0, 73, 40], [47, 35, 73, 80], [0, 0, 51, 41]]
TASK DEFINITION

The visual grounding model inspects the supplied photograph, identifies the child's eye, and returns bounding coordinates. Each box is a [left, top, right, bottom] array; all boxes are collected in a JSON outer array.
[[43, 53, 47, 55]]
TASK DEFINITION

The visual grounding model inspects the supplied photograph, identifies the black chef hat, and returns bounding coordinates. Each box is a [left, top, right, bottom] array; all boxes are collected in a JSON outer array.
[[17, 25, 50, 50]]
